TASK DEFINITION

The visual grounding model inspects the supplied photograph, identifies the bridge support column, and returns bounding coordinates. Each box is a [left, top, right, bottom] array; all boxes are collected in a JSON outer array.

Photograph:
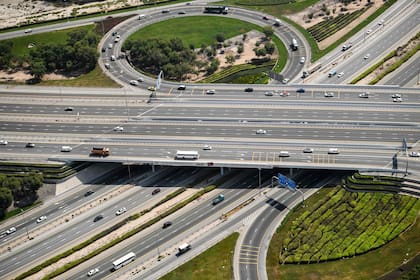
[[152, 164, 155, 172], [289, 168, 294, 177], [220, 167, 224, 176]]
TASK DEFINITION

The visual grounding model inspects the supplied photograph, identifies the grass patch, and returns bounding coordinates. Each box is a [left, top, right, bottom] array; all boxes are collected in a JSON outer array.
[[160, 232, 238, 280], [38, 64, 120, 88], [1, 201, 42, 221], [127, 16, 258, 49], [5, 25, 96, 57], [267, 185, 420, 279]]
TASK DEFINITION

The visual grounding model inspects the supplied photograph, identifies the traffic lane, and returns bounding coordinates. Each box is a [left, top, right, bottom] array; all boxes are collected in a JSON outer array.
[[240, 191, 301, 280], [2, 103, 420, 122], [74, 170, 265, 279], [0, 165, 132, 242], [315, 10, 418, 84], [1, 122, 419, 143], [0, 141, 413, 164], [0, 186, 166, 275], [0, 167, 200, 275], [385, 57, 420, 86]]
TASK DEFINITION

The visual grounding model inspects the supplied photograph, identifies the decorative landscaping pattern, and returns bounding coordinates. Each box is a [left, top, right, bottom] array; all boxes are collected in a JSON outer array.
[[307, 8, 367, 42], [275, 185, 420, 264]]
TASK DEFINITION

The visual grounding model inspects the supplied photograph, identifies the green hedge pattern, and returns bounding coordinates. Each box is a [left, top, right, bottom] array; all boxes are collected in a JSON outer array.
[[307, 8, 367, 42], [277, 185, 420, 264]]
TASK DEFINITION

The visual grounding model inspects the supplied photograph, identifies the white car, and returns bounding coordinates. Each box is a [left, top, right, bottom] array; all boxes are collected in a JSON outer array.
[[279, 91, 290, 97], [205, 89, 216, 94], [409, 151, 419, 157], [110, 55, 116, 61], [0, 140, 8, 145], [24, 29, 32, 33], [363, 54, 370, 60], [324, 92, 334, 97], [115, 207, 127, 215], [36, 215, 47, 223], [378, 19, 384, 25], [337, 72, 344, 78], [328, 148, 340, 154], [108, 43, 113, 49], [264, 91, 274, 96], [299, 57, 305, 64], [87, 268, 99, 277], [393, 97, 403, 102], [104, 63, 110, 69], [282, 78, 289, 84], [278, 151, 290, 157], [61, 146, 72, 152], [129, 80, 139, 86], [203, 145, 212, 150], [366, 29, 372, 34], [6, 227, 16, 235], [302, 147, 314, 153], [113, 126, 124, 132], [256, 129, 267, 135], [359, 92, 369, 98], [391, 94, 401, 98]]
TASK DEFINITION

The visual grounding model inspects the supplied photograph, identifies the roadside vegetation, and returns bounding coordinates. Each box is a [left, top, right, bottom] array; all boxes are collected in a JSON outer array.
[[351, 32, 420, 84], [125, 16, 285, 82], [267, 179, 420, 279], [160, 232, 238, 280], [0, 162, 88, 220]]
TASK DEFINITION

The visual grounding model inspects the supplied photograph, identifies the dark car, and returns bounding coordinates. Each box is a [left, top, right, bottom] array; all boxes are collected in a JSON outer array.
[[244, 87, 254, 92], [296, 88, 305, 93], [178, 85, 186, 90], [162, 9, 170, 13], [162, 221, 173, 229], [84, 190, 95, 197], [152, 188, 161, 195], [93, 214, 104, 222], [101, 48, 106, 53], [64, 107, 73, 111], [25, 143, 35, 148]]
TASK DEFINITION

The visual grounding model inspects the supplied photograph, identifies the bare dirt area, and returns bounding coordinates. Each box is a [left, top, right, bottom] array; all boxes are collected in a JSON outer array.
[[185, 30, 278, 82], [288, 0, 384, 50], [0, 0, 143, 29]]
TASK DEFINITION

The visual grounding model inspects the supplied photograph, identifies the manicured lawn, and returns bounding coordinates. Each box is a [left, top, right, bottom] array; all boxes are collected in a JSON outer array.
[[160, 232, 238, 280], [39, 64, 120, 88], [127, 16, 258, 48], [5, 25, 96, 57], [267, 185, 420, 280]]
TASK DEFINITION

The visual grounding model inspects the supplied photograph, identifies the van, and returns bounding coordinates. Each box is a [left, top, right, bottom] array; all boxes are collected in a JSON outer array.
[[328, 148, 339, 154], [138, 14, 145, 20], [328, 70, 337, 77], [61, 146, 72, 152], [178, 243, 191, 254], [279, 151, 290, 157]]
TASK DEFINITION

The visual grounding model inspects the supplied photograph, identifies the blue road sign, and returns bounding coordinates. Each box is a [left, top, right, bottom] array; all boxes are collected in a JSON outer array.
[[277, 173, 288, 186], [287, 179, 297, 190]]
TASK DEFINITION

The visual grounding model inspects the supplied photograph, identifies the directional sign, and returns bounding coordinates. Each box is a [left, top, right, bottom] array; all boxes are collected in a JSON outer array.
[[287, 179, 297, 191], [277, 173, 288, 186]]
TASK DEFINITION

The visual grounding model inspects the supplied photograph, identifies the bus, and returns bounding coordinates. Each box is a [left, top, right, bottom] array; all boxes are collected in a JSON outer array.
[[175, 150, 199, 160], [203, 6, 229, 14], [291, 39, 298, 51], [112, 252, 136, 271]]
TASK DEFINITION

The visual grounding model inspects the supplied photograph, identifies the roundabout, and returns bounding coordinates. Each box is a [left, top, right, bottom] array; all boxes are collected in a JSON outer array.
[[98, 4, 309, 92]]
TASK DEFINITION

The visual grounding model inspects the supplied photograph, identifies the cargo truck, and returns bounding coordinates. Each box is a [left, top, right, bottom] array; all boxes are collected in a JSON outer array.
[[90, 147, 110, 156]]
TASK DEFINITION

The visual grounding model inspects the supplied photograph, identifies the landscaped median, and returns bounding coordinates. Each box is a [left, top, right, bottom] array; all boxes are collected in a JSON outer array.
[[267, 177, 420, 280], [15, 185, 217, 280]]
